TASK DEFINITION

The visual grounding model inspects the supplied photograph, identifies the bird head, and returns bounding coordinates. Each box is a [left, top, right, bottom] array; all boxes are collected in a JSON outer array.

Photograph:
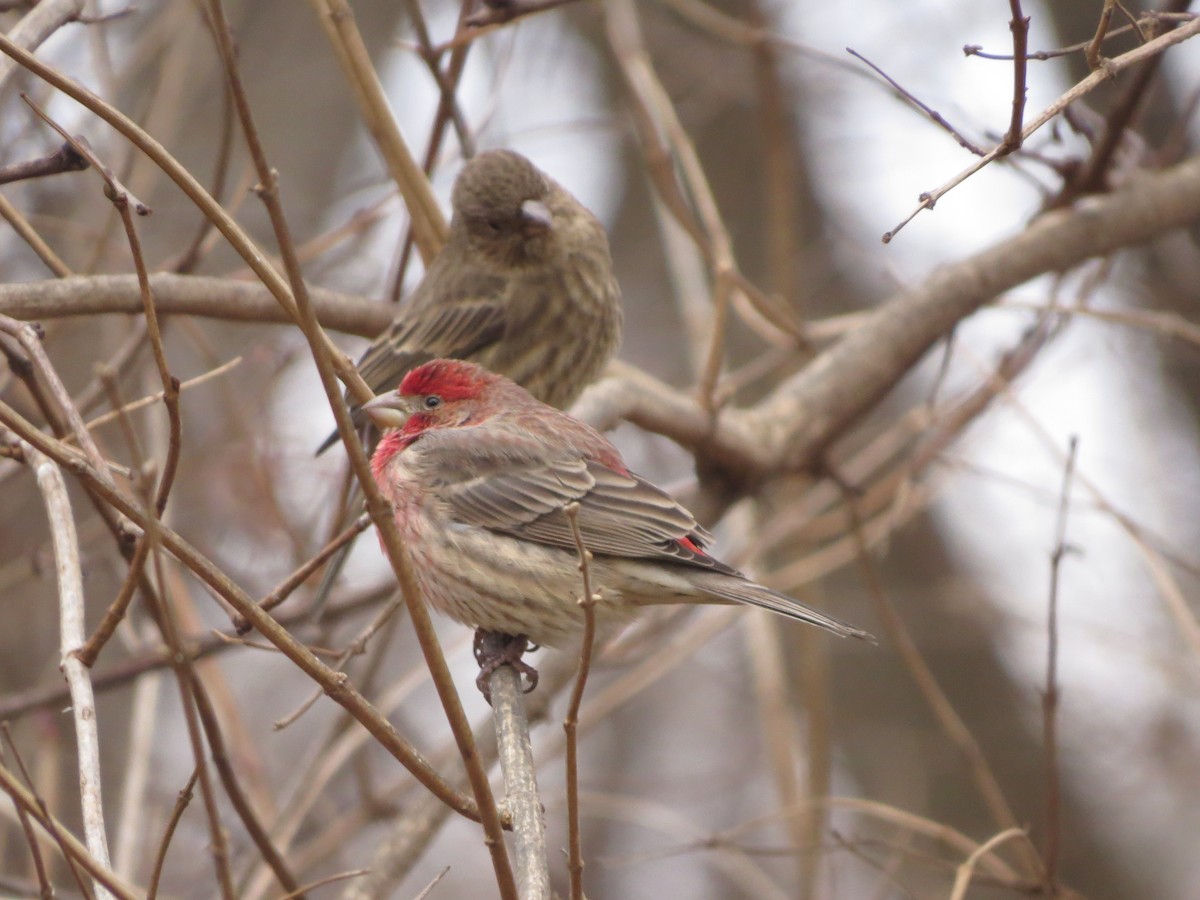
[[363, 359, 505, 436], [450, 150, 558, 268]]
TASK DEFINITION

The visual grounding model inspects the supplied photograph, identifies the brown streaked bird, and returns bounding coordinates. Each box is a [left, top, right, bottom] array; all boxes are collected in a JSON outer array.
[[365, 359, 873, 660], [319, 149, 622, 453]]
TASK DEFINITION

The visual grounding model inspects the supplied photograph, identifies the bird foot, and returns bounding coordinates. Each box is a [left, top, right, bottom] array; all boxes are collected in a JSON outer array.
[[474, 629, 539, 701]]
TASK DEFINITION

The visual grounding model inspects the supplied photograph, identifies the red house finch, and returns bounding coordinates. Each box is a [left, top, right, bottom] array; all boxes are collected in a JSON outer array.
[[365, 360, 872, 654], [319, 149, 622, 453]]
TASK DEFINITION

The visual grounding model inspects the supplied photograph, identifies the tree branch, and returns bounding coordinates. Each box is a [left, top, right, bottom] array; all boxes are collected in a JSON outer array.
[[22, 440, 115, 900], [0, 273, 392, 337]]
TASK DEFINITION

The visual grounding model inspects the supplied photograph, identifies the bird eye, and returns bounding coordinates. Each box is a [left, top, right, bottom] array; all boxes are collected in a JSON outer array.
[[423, 395, 442, 409], [486, 219, 503, 233]]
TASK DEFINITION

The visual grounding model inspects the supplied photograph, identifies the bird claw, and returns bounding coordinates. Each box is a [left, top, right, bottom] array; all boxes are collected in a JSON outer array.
[[474, 629, 540, 702]]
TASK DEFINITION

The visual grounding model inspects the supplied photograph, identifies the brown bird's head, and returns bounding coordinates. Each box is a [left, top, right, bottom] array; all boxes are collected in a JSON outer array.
[[449, 150, 564, 269]]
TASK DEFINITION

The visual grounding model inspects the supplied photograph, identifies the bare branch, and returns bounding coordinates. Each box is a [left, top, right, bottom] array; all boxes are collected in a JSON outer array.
[[486, 638, 552, 899], [0, 273, 391, 337], [22, 440, 115, 899]]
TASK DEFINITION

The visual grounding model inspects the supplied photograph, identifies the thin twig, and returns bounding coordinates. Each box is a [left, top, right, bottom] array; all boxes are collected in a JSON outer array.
[[0, 315, 111, 483], [1056, 3, 1192, 206], [0, 191, 74, 276], [280, 869, 372, 899], [21, 105, 188, 668], [0, 587, 390, 722], [1043, 436, 1078, 892], [0, 759, 136, 900], [563, 501, 599, 900], [76, 371, 154, 667], [948, 827, 1029, 900], [142, 539, 237, 899], [22, 440, 116, 900], [0, 29, 373, 402], [232, 513, 373, 634], [306, 0, 449, 262], [744, 610, 813, 894], [884, 15, 1200, 242], [0, 726, 55, 900], [964, 14, 1197, 61], [189, 677, 304, 896], [273, 593, 405, 730], [145, 770, 197, 900], [846, 48, 986, 156], [1002, 0, 1030, 150], [834, 474, 1046, 880], [112, 648, 163, 879], [1086, 0, 1118, 70], [605, 0, 804, 371]]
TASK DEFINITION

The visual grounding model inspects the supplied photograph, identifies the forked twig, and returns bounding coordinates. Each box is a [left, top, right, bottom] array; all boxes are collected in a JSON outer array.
[[884, 16, 1200, 242]]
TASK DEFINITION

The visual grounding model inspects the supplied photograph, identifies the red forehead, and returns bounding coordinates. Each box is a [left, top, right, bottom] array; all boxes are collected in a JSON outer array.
[[399, 360, 486, 401]]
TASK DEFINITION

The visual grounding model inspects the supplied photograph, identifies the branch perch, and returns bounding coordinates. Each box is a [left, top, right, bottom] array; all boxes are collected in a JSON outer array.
[[484, 634, 552, 900]]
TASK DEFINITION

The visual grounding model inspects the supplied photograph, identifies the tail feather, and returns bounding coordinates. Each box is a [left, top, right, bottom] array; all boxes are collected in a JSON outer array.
[[704, 576, 874, 642]]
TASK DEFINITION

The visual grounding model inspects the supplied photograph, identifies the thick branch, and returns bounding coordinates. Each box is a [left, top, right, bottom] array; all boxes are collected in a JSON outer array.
[[754, 152, 1200, 472], [0, 273, 392, 337], [581, 153, 1200, 479]]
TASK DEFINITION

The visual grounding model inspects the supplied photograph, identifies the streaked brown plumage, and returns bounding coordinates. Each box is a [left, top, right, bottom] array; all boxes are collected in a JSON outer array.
[[366, 359, 873, 648], [319, 149, 621, 453]]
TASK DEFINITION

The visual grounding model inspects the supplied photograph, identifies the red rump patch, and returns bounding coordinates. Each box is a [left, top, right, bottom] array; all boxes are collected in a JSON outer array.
[[400, 359, 494, 402]]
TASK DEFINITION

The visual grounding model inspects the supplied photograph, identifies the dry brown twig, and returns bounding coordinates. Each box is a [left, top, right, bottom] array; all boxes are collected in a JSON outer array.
[[20, 439, 116, 899], [883, 15, 1200, 242], [0, 758, 137, 899], [1043, 436, 1079, 893], [563, 500, 600, 900]]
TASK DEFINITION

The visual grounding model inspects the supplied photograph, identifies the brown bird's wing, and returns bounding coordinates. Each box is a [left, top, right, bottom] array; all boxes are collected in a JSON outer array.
[[316, 281, 509, 454], [354, 299, 509, 396], [418, 432, 734, 573], [416, 428, 875, 641]]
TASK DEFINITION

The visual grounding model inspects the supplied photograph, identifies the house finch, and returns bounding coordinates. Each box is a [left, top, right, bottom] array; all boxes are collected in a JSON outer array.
[[318, 149, 622, 453], [364, 359, 872, 655]]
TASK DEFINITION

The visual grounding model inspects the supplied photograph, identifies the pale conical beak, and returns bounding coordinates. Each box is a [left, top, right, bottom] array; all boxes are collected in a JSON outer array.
[[362, 392, 415, 430], [520, 199, 552, 234]]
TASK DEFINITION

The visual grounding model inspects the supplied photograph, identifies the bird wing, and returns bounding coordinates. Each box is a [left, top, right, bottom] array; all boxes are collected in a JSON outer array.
[[417, 432, 735, 574], [354, 297, 509, 395], [316, 291, 510, 454], [413, 428, 875, 641]]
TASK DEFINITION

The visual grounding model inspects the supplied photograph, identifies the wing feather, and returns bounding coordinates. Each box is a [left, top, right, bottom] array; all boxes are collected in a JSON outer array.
[[413, 429, 735, 574], [356, 299, 508, 395]]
